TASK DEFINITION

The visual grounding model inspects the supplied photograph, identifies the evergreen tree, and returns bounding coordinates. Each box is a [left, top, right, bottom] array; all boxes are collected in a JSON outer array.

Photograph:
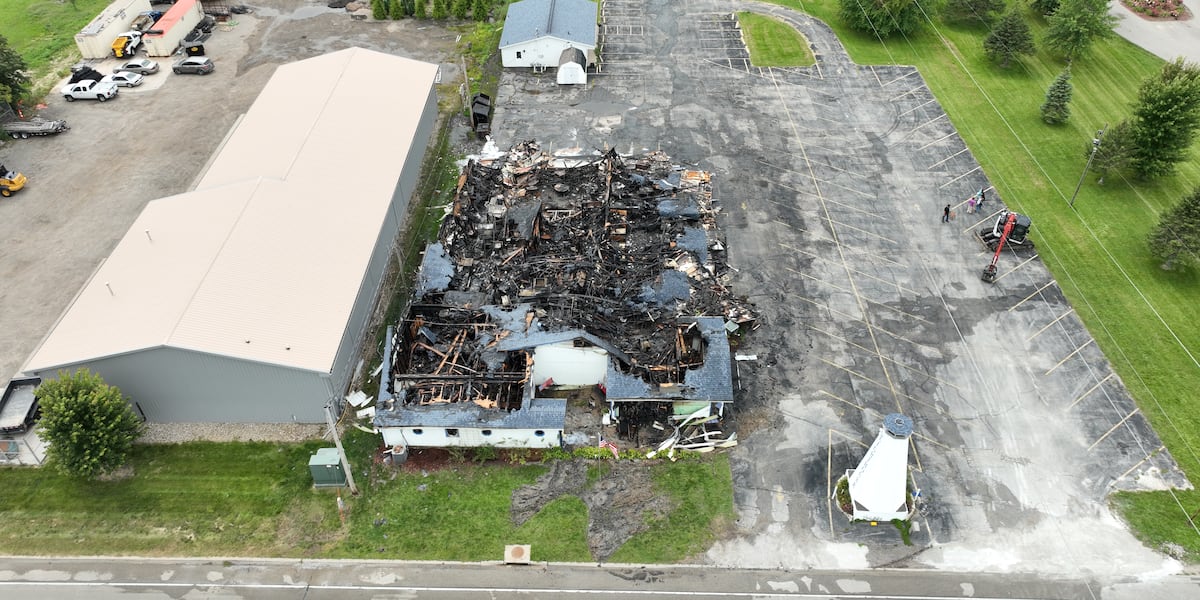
[[1148, 187, 1200, 271], [371, 0, 388, 20], [1044, 0, 1117, 61], [432, 0, 448, 19], [1089, 120, 1135, 184], [944, 0, 1007, 24], [0, 33, 29, 107], [838, 0, 925, 38], [36, 370, 144, 480], [1030, 0, 1060, 16], [390, 0, 404, 19], [984, 11, 1036, 68], [1040, 68, 1072, 123], [1128, 58, 1200, 179], [415, 0, 427, 19], [453, 0, 470, 19], [473, 0, 489, 21], [403, 0, 415, 16]]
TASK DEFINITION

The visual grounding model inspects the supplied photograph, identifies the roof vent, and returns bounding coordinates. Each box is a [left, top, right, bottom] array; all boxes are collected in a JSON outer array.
[[883, 413, 913, 438]]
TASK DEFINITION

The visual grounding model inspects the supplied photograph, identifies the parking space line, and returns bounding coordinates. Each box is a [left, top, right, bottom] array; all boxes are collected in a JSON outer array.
[[807, 325, 955, 393], [1045, 338, 1095, 376], [938, 165, 983, 189], [771, 217, 806, 232], [773, 173, 873, 200], [814, 356, 943, 414], [1067, 373, 1115, 411], [1114, 445, 1167, 485], [1028, 308, 1075, 342], [898, 98, 937, 118], [888, 87, 924, 102], [1088, 408, 1141, 452], [917, 131, 956, 151], [961, 208, 1004, 234], [790, 293, 865, 322], [823, 218, 901, 246], [912, 431, 950, 450], [879, 69, 919, 87], [819, 389, 867, 412], [1007, 280, 1057, 312], [927, 146, 969, 170], [990, 253, 1040, 283]]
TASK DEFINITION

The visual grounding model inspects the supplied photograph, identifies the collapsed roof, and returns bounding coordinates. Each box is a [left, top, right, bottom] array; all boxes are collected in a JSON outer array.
[[376, 143, 754, 429]]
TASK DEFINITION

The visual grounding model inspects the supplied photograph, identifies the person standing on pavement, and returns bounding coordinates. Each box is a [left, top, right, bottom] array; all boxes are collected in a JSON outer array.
[[977, 188, 986, 211], [943, 204, 951, 223]]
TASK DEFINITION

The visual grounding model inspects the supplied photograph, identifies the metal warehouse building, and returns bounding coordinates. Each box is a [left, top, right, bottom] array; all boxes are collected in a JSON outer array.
[[22, 48, 439, 423]]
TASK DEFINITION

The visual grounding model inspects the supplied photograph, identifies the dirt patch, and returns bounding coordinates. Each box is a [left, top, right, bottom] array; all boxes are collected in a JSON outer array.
[[510, 459, 673, 560]]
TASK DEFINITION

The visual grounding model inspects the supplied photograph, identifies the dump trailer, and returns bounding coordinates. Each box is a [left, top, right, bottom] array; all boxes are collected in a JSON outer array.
[[0, 377, 40, 435], [112, 31, 143, 58], [3, 118, 70, 139], [1, 164, 28, 197]]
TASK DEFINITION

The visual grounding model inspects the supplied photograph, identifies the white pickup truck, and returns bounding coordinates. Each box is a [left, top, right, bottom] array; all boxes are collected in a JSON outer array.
[[61, 79, 119, 102]]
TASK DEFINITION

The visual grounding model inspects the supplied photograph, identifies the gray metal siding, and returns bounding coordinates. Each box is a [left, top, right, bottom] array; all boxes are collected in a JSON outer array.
[[33, 347, 332, 423], [328, 84, 440, 400]]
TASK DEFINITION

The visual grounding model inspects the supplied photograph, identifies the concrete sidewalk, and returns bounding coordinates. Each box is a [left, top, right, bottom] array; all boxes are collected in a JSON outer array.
[[1111, 0, 1200, 63]]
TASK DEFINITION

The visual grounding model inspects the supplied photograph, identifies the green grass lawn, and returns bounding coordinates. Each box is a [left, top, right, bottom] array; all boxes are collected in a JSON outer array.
[[1, 0, 112, 71], [0, 433, 734, 561], [0, 442, 344, 556], [752, 0, 1200, 559], [737, 12, 816, 67]]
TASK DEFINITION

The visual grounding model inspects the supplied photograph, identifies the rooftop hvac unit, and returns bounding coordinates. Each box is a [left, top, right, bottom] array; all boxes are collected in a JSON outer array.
[[504, 544, 532, 565]]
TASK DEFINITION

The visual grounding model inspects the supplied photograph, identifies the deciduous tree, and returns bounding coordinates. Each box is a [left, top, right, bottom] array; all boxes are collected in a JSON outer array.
[[0, 33, 29, 108], [1043, 0, 1117, 61], [1088, 120, 1134, 184], [984, 11, 1036, 68], [35, 370, 144, 480], [1128, 58, 1200, 179], [473, 0, 489, 21], [838, 0, 925, 38], [1148, 187, 1200, 271], [1040, 68, 1072, 123]]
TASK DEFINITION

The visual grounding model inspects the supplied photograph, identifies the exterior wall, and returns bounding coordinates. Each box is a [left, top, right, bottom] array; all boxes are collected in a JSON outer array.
[[382, 426, 561, 448], [502, 38, 595, 68], [144, 0, 203, 57], [328, 83, 439, 402], [532, 343, 606, 386], [31, 347, 333, 423], [75, 0, 153, 59], [557, 63, 586, 85]]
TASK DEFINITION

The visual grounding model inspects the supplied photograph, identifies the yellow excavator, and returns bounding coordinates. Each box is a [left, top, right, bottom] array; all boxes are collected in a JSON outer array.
[[1, 164, 27, 197]]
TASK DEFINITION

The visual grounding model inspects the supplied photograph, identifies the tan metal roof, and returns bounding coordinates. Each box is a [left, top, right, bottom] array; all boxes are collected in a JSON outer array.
[[25, 48, 439, 375]]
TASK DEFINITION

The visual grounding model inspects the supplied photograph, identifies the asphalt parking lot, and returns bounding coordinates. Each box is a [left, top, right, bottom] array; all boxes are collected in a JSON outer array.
[[0, 3, 457, 386], [493, 0, 1189, 581]]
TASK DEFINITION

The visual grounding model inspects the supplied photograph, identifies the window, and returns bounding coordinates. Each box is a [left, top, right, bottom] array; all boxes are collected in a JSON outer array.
[[535, 430, 545, 437], [446, 429, 459, 437], [412, 428, 423, 435], [482, 430, 493, 437]]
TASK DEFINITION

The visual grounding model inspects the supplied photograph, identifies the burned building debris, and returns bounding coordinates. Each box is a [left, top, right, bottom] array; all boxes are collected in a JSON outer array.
[[374, 142, 754, 452]]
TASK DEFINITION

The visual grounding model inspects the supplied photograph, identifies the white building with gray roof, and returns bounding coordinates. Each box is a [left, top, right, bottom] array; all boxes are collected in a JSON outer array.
[[499, 0, 598, 69]]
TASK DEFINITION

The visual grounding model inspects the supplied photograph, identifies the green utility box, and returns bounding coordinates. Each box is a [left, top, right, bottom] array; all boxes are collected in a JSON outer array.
[[308, 447, 347, 488]]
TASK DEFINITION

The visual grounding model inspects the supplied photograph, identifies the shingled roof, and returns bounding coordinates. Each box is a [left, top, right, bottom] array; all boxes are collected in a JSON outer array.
[[499, 0, 598, 48]]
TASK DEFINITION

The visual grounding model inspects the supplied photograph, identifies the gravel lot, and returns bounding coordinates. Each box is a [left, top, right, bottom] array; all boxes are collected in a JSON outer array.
[[0, 3, 458, 391]]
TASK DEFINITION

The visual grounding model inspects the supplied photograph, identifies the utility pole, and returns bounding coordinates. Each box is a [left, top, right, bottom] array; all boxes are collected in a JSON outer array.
[[1070, 124, 1107, 209], [325, 402, 359, 495]]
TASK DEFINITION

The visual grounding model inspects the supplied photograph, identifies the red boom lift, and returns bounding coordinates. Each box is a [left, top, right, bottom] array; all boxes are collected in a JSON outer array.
[[979, 210, 1032, 283]]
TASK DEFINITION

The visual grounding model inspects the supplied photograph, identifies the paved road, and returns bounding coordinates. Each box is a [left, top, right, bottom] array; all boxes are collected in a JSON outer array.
[[0, 556, 1121, 599], [1111, 0, 1200, 63]]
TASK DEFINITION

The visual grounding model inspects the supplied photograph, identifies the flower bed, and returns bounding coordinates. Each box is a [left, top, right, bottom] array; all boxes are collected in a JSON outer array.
[[1121, 0, 1193, 20]]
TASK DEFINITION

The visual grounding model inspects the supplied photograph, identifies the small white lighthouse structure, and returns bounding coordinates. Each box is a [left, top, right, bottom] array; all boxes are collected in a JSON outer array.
[[847, 413, 914, 522]]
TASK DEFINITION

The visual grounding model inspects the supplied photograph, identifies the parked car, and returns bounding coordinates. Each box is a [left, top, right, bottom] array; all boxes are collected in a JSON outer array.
[[61, 80, 119, 102], [115, 58, 160, 75], [173, 56, 214, 75], [102, 71, 144, 87]]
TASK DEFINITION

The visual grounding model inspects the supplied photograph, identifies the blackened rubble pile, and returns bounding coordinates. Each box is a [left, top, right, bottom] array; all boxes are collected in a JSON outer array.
[[374, 142, 755, 451]]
